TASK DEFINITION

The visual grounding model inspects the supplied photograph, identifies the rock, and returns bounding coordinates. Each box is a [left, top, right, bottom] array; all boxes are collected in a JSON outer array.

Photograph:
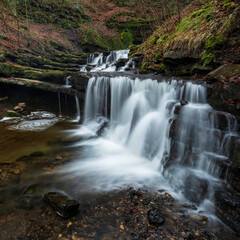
[[180, 100, 188, 106], [18, 102, 26, 108], [24, 184, 46, 198], [189, 213, 208, 222], [148, 208, 165, 226], [215, 189, 240, 236], [206, 64, 240, 82], [183, 174, 209, 204], [115, 58, 128, 71], [44, 192, 79, 218], [55, 155, 63, 161], [10, 169, 20, 174], [13, 106, 22, 111]]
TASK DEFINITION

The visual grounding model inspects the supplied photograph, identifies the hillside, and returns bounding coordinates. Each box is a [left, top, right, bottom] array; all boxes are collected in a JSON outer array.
[[132, 0, 240, 76]]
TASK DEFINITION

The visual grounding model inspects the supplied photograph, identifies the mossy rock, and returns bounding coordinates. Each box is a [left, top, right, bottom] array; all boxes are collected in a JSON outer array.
[[24, 69, 67, 83], [0, 63, 25, 77], [6, 111, 21, 118]]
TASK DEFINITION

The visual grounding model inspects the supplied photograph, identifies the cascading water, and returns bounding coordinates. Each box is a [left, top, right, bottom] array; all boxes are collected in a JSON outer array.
[[64, 76, 71, 88], [75, 95, 81, 122], [80, 50, 131, 72], [65, 74, 238, 215]]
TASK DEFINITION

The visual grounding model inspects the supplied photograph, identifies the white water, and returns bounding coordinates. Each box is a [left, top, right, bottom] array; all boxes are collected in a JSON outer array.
[[63, 76, 71, 88], [63, 75, 238, 213], [75, 95, 81, 122], [80, 50, 131, 72]]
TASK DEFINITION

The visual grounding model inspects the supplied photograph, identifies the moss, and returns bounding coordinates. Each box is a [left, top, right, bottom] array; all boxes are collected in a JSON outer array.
[[6, 111, 21, 118], [201, 53, 216, 66], [140, 62, 149, 74], [0, 63, 25, 77], [49, 41, 66, 51], [24, 69, 67, 83], [16, 0, 90, 30], [206, 33, 227, 49], [121, 29, 134, 48]]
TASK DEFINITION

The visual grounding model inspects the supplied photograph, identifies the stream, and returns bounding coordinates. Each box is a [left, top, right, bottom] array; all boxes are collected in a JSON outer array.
[[0, 50, 239, 239]]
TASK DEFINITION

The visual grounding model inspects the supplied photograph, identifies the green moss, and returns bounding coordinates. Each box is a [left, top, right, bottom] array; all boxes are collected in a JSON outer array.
[[6, 111, 21, 118], [24, 69, 67, 83], [150, 37, 157, 46], [206, 33, 227, 49], [0, 63, 25, 77], [121, 29, 134, 48], [15, 0, 90, 29], [140, 62, 149, 74], [201, 53, 216, 66]]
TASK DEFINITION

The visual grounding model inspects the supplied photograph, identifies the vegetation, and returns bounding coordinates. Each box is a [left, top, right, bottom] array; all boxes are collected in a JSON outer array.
[[135, 0, 239, 74]]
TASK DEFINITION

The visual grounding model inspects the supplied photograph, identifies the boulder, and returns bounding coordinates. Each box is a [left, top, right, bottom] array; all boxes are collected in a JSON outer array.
[[44, 192, 79, 218], [206, 64, 240, 82]]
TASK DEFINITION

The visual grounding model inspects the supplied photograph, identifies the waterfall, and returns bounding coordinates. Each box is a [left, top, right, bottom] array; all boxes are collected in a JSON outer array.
[[80, 50, 131, 72], [75, 95, 81, 122], [68, 75, 238, 211], [64, 76, 71, 88]]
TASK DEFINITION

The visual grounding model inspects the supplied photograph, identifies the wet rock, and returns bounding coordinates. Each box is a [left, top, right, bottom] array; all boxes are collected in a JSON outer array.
[[189, 213, 208, 222], [148, 208, 165, 226], [115, 58, 128, 71], [184, 174, 208, 204], [180, 100, 188, 106], [44, 192, 79, 218], [215, 189, 240, 236]]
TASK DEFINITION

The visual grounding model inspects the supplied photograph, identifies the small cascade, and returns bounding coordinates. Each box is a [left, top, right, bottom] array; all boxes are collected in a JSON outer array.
[[64, 76, 71, 88], [80, 50, 131, 72], [67, 75, 239, 212], [119, 58, 136, 72], [58, 91, 62, 117], [75, 95, 81, 122]]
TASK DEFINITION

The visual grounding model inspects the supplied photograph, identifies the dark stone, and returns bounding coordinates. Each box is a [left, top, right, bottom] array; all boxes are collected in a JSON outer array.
[[44, 192, 79, 218], [180, 100, 188, 106], [30, 151, 44, 157], [16, 155, 33, 162], [115, 58, 128, 71], [215, 188, 240, 236], [184, 174, 209, 204], [148, 208, 165, 226]]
